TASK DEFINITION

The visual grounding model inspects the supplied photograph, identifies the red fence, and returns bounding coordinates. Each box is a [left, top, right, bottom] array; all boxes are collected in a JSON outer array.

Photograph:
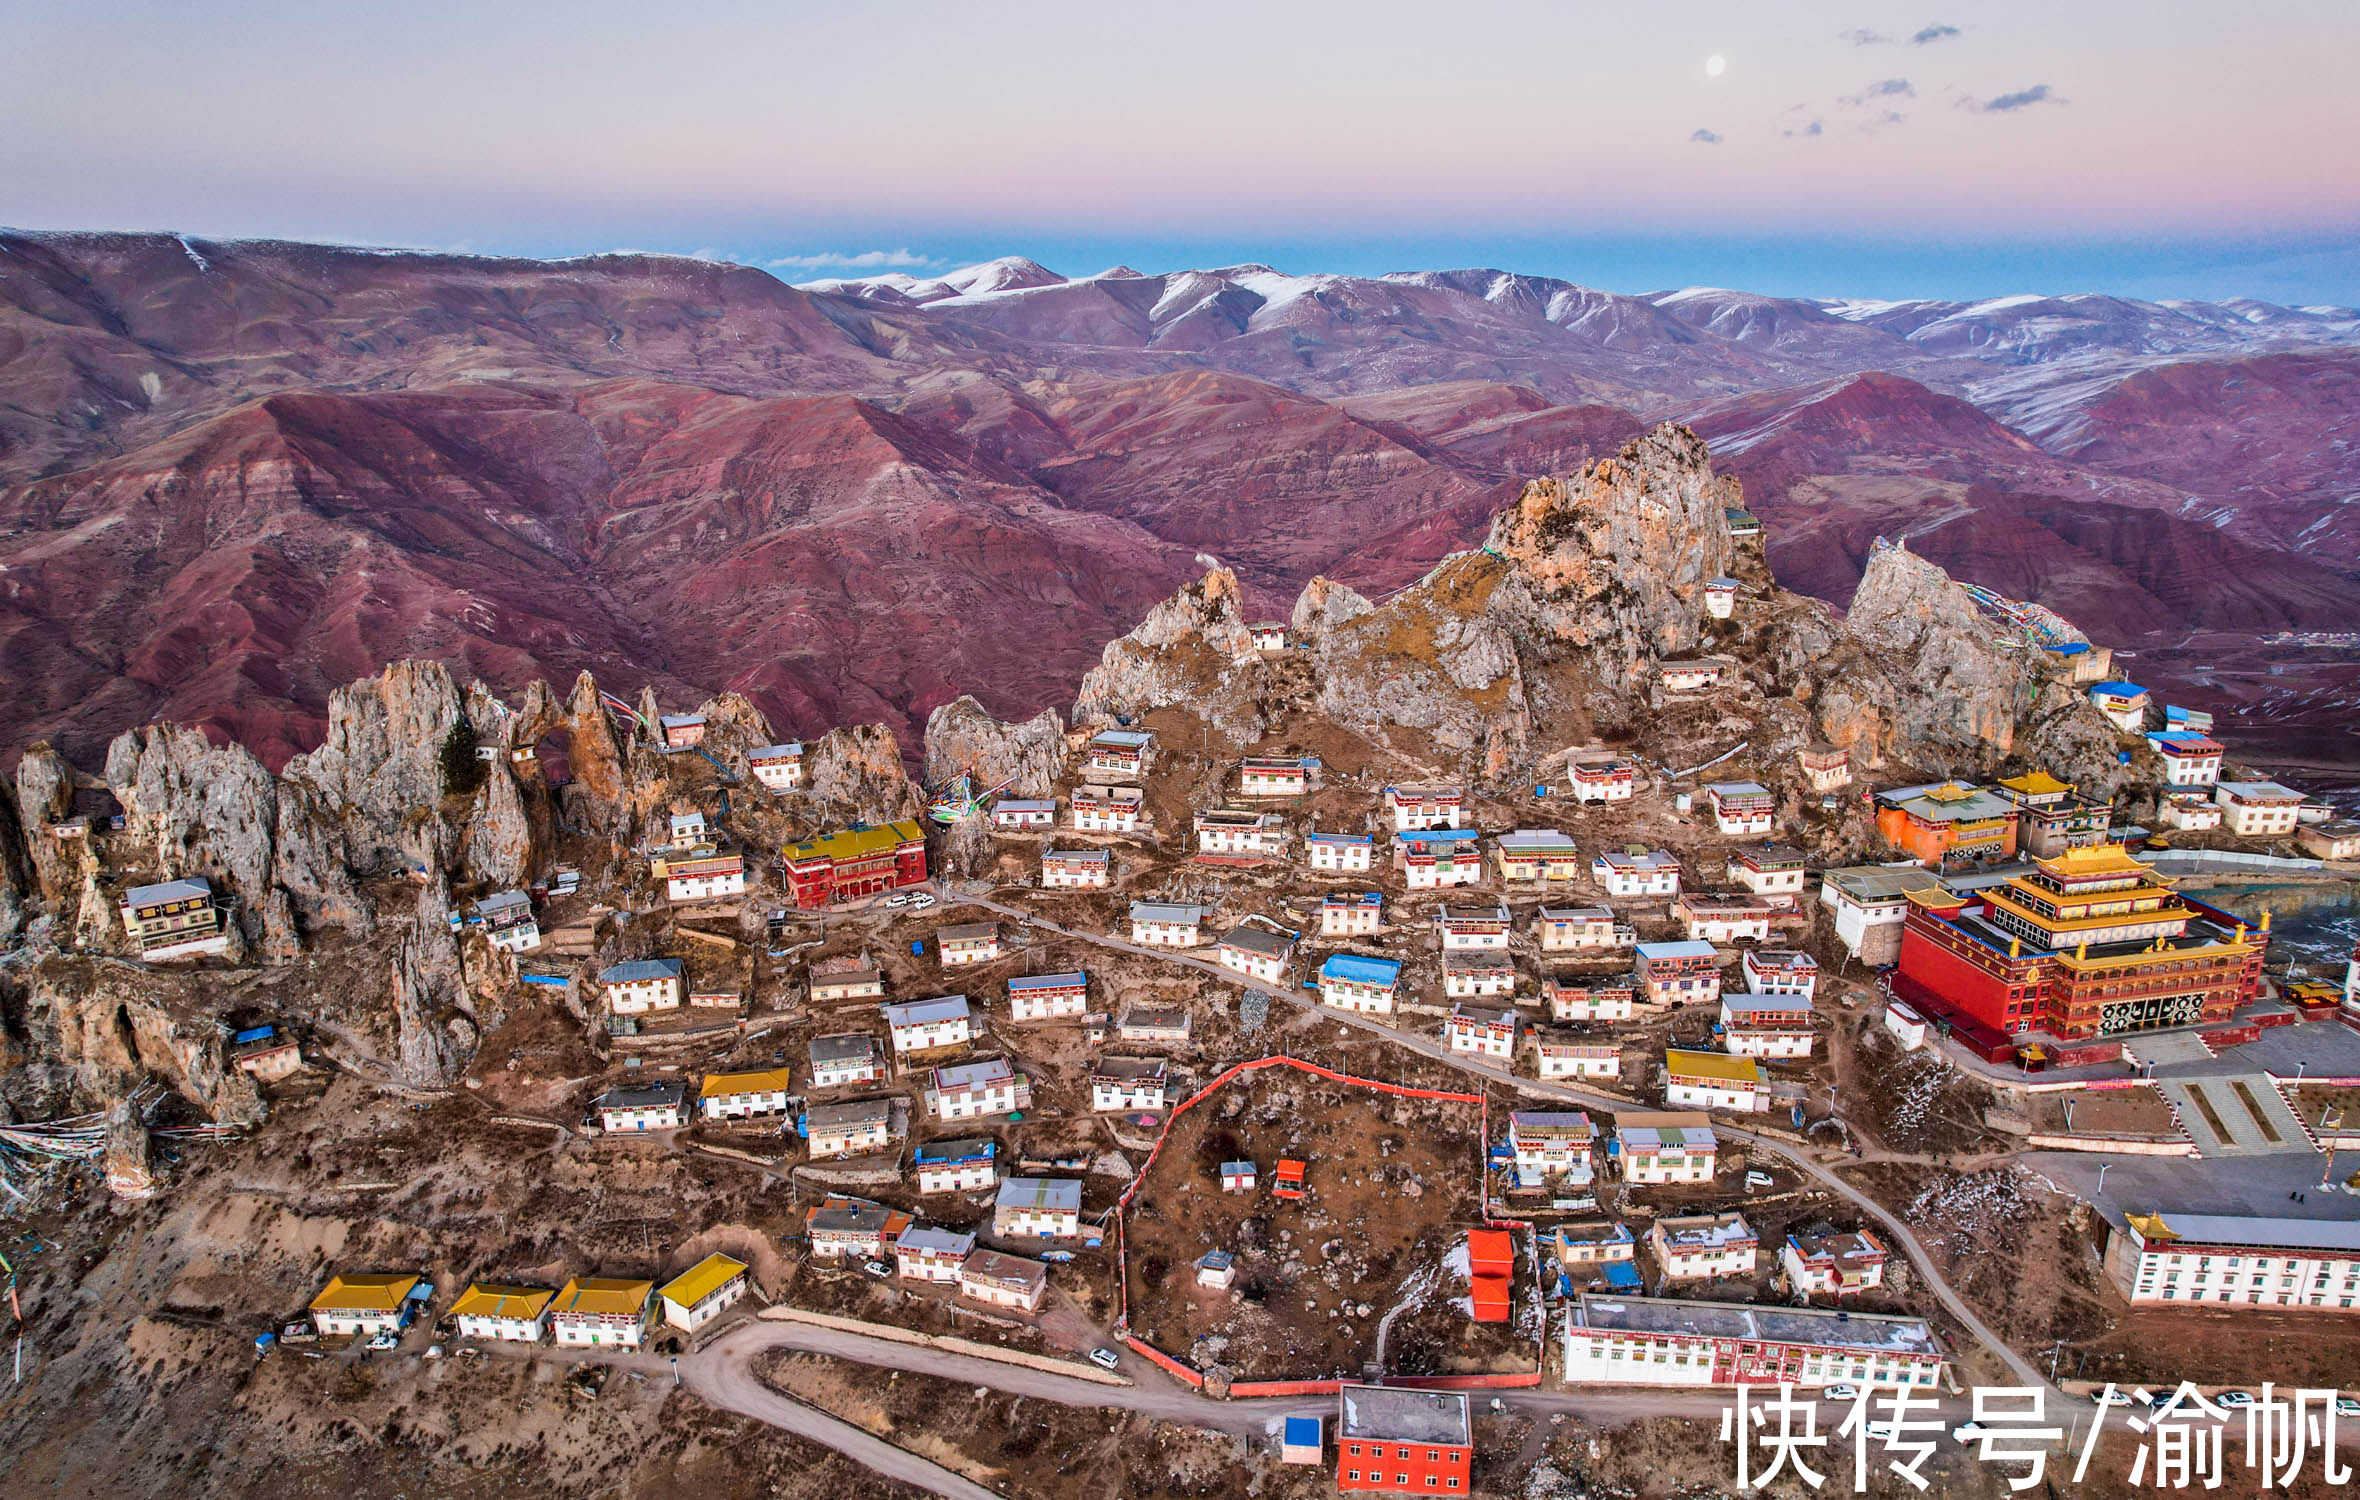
[[1113, 1054, 1541, 1394]]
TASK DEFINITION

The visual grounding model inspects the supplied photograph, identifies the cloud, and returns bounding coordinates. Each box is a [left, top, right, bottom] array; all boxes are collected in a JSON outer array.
[[1841, 78, 1917, 107], [1912, 23, 1961, 44], [1844, 22, 1960, 46], [1690, 128, 1724, 144], [1840, 28, 1890, 45], [1963, 83, 2062, 113], [1783, 119, 1826, 138], [763, 248, 936, 270]]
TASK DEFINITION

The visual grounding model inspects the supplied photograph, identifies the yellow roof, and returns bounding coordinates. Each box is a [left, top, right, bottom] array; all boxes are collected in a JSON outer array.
[[2037, 842, 2159, 878], [309, 1273, 420, 1314], [448, 1283, 555, 1321], [552, 1276, 653, 1318], [659, 1252, 749, 1308], [1999, 770, 2074, 797], [2125, 1212, 2177, 1241], [1665, 1048, 1764, 1085], [785, 819, 924, 862], [702, 1066, 793, 1096]]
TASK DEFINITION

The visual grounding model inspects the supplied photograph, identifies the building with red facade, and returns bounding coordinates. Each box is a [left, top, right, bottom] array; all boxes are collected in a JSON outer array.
[[1336, 1386, 1472, 1495], [781, 819, 929, 908], [1892, 843, 2266, 1046]]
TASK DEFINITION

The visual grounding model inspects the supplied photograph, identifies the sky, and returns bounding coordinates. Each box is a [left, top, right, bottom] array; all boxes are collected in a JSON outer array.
[[6, 0, 2359, 304]]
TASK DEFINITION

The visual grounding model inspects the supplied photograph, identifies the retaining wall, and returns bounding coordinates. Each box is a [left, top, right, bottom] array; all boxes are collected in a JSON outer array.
[[757, 1304, 1130, 1386]]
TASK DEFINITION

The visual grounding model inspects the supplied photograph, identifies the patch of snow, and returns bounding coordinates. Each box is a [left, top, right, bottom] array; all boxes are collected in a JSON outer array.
[[174, 234, 210, 273]]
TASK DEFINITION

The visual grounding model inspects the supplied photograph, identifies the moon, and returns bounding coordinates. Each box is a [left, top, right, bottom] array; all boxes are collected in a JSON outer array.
[[1705, 55, 1727, 77]]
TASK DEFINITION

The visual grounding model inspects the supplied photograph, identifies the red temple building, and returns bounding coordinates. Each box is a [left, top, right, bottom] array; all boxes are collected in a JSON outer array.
[[1892, 843, 2266, 1048], [782, 820, 929, 908]]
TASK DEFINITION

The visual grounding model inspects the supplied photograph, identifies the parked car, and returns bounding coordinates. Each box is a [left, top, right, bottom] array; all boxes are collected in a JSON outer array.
[[1823, 1384, 1861, 1401], [859, 1259, 891, 1279], [1088, 1348, 1121, 1371], [1744, 1170, 1775, 1190], [363, 1331, 399, 1351], [2214, 1390, 2256, 1409], [2335, 1396, 2360, 1416], [1952, 1421, 1989, 1442], [884, 891, 935, 910]]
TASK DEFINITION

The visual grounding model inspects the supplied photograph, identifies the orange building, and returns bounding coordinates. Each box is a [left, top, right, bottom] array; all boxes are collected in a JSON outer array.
[[1873, 782, 2020, 869]]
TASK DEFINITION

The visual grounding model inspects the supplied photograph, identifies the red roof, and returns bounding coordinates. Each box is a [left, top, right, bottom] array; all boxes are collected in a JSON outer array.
[[1467, 1229, 1514, 1278], [1469, 1274, 1511, 1322], [1275, 1159, 1306, 1181]]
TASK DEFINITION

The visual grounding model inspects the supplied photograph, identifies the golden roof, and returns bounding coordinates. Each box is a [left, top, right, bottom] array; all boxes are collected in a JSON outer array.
[[659, 1253, 749, 1308], [1999, 770, 2074, 797], [702, 1066, 793, 1096], [2125, 1212, 2177, 1241], [449, 1283, 555, 1321], [1664, 1048, 1764, 1085], [552, 1276, 653, 1318], [309, 1273, 420, 1314], [2035, 842, 2161, 879], [785, 819, 924, 863]]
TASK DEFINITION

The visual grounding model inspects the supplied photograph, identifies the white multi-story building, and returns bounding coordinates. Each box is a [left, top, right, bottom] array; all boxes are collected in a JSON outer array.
[[658, 1254, 749, 1332], [1089, 1056, 1169, 1112], [1741, 949, 1818, 1000], [548, 1278, 654, 1350], [1664, 1049, 1769, 1112], [989, 798, 1058, 831], [1397, 828, 1483, 889], [1725, 845, 1807, 898], [1444, 1004, 1518, 1058], [1318, 953, 1400, 1014], [601, 958, 685, 1014], [664, 852, 746, 903], [1536, 905, 1624, 952], [993, 1177, 1083, 1240], [1659, 660, 1723, 693], [1635, 942, 1722, 1006], [749, 742, 804, 791], [1702, 782, 1776, 836], [1436, 903, 1512, 950], [2088, 681, 2151, 733], [1562, 1295, 1945, 1389], [1506, 1111, 1594, 1185], [2159, 793, 2225, 832], [1070, 784, 1143, 833], [1305, 832, 1375, 872], [1217, 925, 1295, 983], [1818, 865, 1946, 966], [1650, 1212, 1758, 1280], [1782, 1231, 1888, 1297], [1006, 971, 1089, 1022], [1128, 901, 1206, 947], [1041, 848, 1110, 888], [1616, 1122, 1717, 1184], [2106, 1212, 2360, 1311], [894, 1227, 976, 1284], [1497, 829, 1582, 883], [472, 890, 542, 953], [1531, 1035, 1622, 1081], [1443, 953, 1516, 999], [450, 1283, 552, 1343], [699, 1067, 793, 1121], [1238, 756, 1310, 798], [1197, 809, 1281, 857], [882, 996, 974, 1053], [1676, 891, 1776, 945], [804, 1099, 895, 1159], [913, 1138, 998, 1194], [925, 1057, 1030, 1120], [307, 1274, 425, 1338], [1593, 850, 1682, 899], [594, 1081, 685, 1132], [1083, 729, 1152, 778], [1385, 784, 1464, 832], [1566, 757, 1637, 804], [2146, 732, 2224, 786], [959, 1249, 1049, 1313], [2215, 781, 2304, 836], [1546, 980, 1634, 1023], [807, 1032, 882, 1088], [1320, 890, 1384, 936], [1720, 994, 1817, 1058], [936, 923, 1002, 966]]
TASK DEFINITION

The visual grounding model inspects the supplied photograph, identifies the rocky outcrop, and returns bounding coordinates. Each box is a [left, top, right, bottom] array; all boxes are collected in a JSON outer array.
[[802, 724, 924, 827], [1817, 538, 2127, 790], [13, 744, 83, 917], [1290, 575, 1375, 638], [923, 697, 1066, 799], [1073, 567, 1266, 740], [280, 660, 469, 872], [389, 878, 475, 1089]]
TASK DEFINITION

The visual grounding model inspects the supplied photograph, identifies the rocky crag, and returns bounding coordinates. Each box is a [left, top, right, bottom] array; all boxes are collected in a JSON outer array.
[[1069, 423, 2134, 791]]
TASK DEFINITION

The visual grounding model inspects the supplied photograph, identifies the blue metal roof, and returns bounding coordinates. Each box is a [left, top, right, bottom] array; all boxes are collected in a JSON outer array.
[[2090, 680, 2146, 696], [231, 1025, 275, 1045], [1396, 826, 1481, 847], [1319, 953, 1402, 985], [1284, 1415, 1323, 1446], [1602, 1261, 1643, 1291]]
